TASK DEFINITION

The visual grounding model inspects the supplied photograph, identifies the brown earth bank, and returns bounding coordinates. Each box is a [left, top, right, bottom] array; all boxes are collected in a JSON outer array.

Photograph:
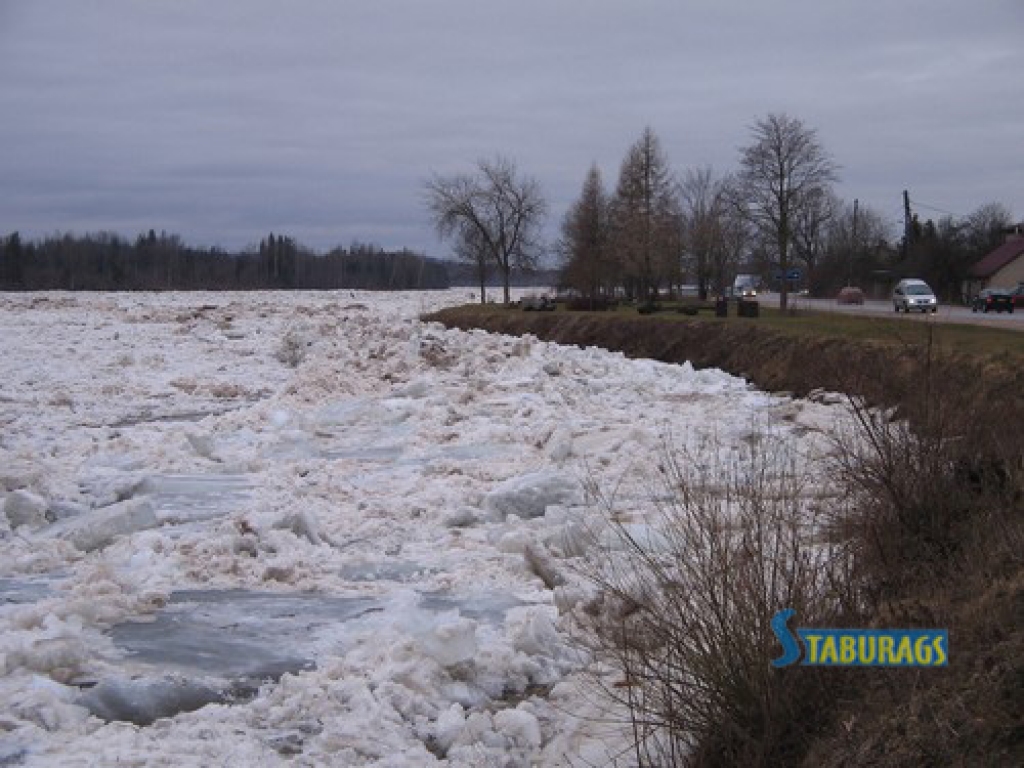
[[424, 306, 1023, 425], [427, 305, 1024, 767]]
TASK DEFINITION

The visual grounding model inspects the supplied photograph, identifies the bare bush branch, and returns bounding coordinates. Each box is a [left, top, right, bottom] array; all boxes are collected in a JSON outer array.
[[577, 434, 859, 765]]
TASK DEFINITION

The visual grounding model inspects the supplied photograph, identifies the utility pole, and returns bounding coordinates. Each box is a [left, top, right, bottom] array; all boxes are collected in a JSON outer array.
[[903, 190, 913, 256], [850, 198, 859, 286]]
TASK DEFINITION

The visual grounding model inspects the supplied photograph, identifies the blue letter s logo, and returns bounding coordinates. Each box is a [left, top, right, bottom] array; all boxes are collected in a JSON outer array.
[[771, 609, 802, 667]]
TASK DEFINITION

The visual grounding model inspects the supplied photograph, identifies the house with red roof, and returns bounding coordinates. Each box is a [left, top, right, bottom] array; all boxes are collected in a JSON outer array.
[[964, 224, 1024, 300]]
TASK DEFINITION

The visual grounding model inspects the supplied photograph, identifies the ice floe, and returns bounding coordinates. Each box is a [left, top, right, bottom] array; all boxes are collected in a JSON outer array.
[[0, 289, 854, 766]]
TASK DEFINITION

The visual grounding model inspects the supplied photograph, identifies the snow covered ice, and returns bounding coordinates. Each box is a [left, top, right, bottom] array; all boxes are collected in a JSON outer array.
[[0, 289, 853, 766]]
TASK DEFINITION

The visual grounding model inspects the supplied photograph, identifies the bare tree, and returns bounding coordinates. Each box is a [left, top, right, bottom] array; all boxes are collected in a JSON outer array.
[[425, 156, 547, 304], [715, 175, 752, 295], [679, 166, 747, 299], [454, 219, 490, 304], [821, 200, 893, 293], [965, 201, 1013, 258], [791, 188, 840, 286], [736, 114, 838, 309], [559, 163, 613, 301]]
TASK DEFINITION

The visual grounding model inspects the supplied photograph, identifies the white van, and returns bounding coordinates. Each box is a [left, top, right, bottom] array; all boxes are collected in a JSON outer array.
[[892, 279, 937, 313], [733, 274, 759, 298]]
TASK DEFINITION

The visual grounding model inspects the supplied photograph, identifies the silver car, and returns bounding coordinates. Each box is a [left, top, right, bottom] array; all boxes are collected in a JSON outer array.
[[893, 279, 938, 313]]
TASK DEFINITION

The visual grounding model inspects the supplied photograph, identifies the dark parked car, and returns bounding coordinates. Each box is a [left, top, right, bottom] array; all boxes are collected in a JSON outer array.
[[1011, 285, 1024, 308], [971, 288, 1015, 314]]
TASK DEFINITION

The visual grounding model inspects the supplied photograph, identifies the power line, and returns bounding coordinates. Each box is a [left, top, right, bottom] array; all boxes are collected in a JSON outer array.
[[908, 197, 966, 220]]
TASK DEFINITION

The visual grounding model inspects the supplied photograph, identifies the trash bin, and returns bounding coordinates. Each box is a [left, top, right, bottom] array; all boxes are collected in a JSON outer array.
[[715, 298, 729, 317], [738, 300, 760, 318]]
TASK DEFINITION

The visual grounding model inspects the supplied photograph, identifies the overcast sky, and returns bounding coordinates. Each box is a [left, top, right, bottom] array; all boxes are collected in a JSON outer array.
[[2, 1, 1022, 257]]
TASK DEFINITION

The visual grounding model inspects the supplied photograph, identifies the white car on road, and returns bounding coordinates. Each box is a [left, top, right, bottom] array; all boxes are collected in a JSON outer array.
[[893, 279, 938, 313]]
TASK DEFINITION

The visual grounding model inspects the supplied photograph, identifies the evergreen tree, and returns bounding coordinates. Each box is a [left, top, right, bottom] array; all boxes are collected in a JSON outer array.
[[559, 164, 613, 301], [610, 128, 681, 301], [2, 232, 25, 288]]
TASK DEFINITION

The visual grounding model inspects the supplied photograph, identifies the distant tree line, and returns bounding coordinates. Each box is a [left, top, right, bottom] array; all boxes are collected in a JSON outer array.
[[0, 230, 455, 291]]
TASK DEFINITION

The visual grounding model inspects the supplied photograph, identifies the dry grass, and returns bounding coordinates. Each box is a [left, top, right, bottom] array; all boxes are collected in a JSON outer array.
[[812, 329, 1024, 767]]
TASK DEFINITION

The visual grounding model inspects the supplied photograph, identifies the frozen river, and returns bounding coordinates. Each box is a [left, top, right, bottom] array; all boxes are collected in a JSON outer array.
[[0, 290, 852, 766]]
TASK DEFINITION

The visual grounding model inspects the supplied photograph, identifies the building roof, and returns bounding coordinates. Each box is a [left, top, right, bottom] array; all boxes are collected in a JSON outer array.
[[969, 238, 1024, 278]]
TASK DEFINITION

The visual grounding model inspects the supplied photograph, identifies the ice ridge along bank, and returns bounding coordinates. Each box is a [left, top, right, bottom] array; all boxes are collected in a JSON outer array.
[[0, 290, 851, 766]]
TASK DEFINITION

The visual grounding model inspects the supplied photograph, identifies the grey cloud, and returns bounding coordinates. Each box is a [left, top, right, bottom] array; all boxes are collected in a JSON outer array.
[[1, 0, 1022, 253]]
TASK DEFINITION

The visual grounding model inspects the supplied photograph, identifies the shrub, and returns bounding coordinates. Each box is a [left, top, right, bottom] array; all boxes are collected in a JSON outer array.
[[578, 436, 860, 766], [275, 328, 308, 367], [566, 296, 612, 311], [830, 328, 1023, 597], [810, 328, 1024, 765]]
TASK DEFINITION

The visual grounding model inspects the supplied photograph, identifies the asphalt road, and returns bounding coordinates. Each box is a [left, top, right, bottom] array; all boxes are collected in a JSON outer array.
[[757, 292, 1023, 331]]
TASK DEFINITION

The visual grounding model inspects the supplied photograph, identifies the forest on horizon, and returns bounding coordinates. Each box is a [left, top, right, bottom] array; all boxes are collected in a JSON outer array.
[[0, 229, 555, 292]]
